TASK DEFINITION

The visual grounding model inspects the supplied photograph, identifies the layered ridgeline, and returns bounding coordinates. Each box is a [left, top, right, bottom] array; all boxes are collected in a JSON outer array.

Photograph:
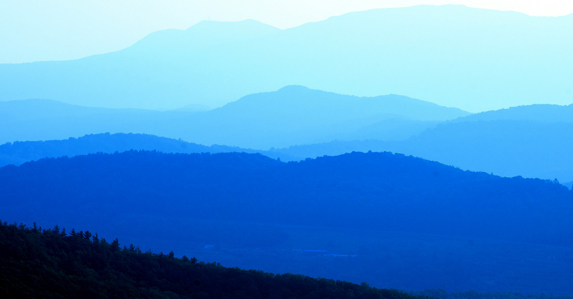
[[1, 6, 572, 111], [3, 99, 573, 182], [272, 103, 573, 182], [0, 221, 413, 299], [2, 151, 573, 293], [0, 86, 467, 148]]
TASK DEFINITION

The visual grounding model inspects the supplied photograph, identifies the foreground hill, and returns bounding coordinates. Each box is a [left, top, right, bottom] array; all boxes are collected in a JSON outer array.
[[0, 221, 412, 299], [1, 6, 571, 111], [2, 151, 573, 293], [0, 86, 465, 148]]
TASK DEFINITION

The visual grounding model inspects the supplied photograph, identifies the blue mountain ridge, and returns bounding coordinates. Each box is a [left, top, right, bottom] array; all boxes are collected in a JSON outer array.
[[1, 5, 571, 111]]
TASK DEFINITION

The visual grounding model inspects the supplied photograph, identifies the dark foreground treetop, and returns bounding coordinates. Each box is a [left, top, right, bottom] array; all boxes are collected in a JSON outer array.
[[0, 220, 418, 299]]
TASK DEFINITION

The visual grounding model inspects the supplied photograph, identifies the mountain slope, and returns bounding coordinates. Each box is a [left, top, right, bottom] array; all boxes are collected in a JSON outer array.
[[1, 5, 571, 111]]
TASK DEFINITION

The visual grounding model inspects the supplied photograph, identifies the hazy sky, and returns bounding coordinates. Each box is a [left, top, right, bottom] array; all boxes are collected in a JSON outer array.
[[1, 0, 572, 63]]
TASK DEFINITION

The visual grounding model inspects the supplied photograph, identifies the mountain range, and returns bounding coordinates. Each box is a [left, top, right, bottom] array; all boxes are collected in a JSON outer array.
[[3, 101, 573, 182], [1, 5, 571, 111]]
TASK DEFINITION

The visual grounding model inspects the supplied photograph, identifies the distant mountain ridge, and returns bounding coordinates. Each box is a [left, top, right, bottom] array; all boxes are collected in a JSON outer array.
[[0, 86, 467, 148], [1, 5, 571, 111]]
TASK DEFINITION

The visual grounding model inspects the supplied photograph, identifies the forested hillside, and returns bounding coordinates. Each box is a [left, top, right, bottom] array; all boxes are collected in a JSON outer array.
[[1, 151, 571, 247], [0, 221, 414, 299]]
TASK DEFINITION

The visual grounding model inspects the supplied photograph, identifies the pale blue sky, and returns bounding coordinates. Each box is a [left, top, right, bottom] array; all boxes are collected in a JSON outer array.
[[1, 0, 572, 63]]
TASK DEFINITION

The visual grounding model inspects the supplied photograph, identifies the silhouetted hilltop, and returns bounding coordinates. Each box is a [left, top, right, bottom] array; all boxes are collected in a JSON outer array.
[[0, 87, 465, 148], [1, 5, 570, 111], [0, 221, 413, 299], [1, 151, 571, 247]]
